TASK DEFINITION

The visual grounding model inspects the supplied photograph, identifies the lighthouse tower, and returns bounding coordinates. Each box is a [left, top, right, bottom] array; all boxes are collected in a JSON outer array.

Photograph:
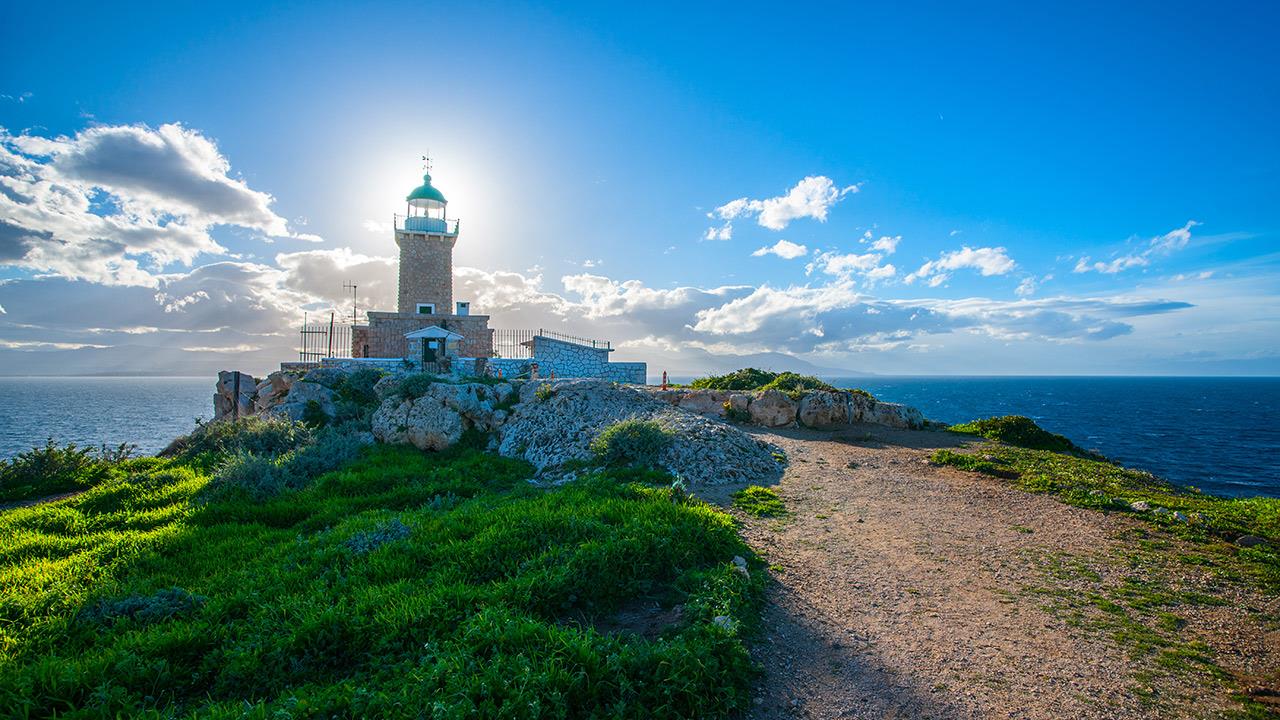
[[355, 165, 492, 360], [396, 171, 459, 316]]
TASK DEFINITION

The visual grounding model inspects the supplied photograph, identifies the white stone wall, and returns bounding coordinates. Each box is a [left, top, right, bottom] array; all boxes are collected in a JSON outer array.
[[526, 337, 646, 384]]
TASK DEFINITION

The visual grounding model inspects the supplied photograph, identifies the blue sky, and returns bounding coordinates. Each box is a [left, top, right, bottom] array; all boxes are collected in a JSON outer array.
[[1, 1, 1277, 375]]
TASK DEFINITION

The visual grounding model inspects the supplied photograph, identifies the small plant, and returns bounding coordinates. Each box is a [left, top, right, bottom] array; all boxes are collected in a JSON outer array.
[[732, 485, 787, 517], [301, 399, 330, 428], [759, 372, 836, 398], [848, 388, 877, 406], [949, 416, 1080, 454], [344, 518, 412, 555], [722, 401, 751, 423], [335, 367, 388, 407], [590, 417, 673, 468], [165, 416, 312, 463], [79, 587, 207, 627], [930, 449, 1019, 478], [534, 383, 554, 402], [397, 373, 440, 401], [690, 368, 778, 391]]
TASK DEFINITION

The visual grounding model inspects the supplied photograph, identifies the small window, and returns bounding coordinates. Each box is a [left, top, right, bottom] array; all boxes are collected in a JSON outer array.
[[416, 303, 435, 315]]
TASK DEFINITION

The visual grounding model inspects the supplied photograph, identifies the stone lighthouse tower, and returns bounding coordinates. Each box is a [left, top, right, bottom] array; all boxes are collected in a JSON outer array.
[[397, 171, 458, 315], [354, 165, 493, 360]]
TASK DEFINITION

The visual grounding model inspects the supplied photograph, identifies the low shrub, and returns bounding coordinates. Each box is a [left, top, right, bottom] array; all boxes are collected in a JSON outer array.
[[203, 427, 368, 502], [722, 401, 751, 423], [0, 440, 113, 503], [689, 368, 836, 398], [930, 449, 1019, 478], [534, 382, 554, 402], [334, 367, 387, 407], [949, 415, 1080, 454], [690, 368, 778, 391], [396, 373, 440, 401], [590, 417, 674, 468], [165, 416, 312, 465], [79, 587, 207, 627], [732, 485, 787, 517]]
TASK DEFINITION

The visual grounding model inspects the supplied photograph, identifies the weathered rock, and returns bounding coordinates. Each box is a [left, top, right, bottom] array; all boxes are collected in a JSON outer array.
[[728, 394, 751, 414], [403, 400, 465, 451], [373, 374, 402, 402], [748, 390, 798, 427], [301, 367, 349, 388], [1129, 500, 1151, 512], [253, 370, 298, 414], [797, 391, 850, 428], [499, 379, 783, 485], [268, 381, 336, 422], [1236, 534, 1267, 548], [677, 390, 731, 416], [213, 370, 258, 420], [860, 400, 924, 429]]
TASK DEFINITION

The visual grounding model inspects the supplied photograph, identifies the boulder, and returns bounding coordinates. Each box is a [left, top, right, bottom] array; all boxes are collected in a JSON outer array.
[[748, 390, 798, 427], [214, 370, 258, 420], [797, 391, 850, 428], [1236, 534, 1267, 548], [403, 399, 465, 451], [301, 367, 349, 388], [498, 379, 783, 485], [861, 400, 924, 429], [373, 374, 403, 402], [254, 370, 298, 414], [268, 381, 336, 422], [677, 390, 731, 416], [728, 394, 751, 415]]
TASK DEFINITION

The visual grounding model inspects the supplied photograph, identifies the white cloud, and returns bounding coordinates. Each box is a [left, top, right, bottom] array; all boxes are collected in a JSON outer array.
[[752, 239, 808, 259], [807, 233, 901, 285], [1074, 221, 1199, 274], [707, 176, 858, 236], [868, 235, 900, 253], [904, 246, 1016, 286], [0, 123, 308, 285]]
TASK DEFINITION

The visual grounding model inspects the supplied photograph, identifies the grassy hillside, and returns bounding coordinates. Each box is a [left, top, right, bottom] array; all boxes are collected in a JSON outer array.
[[0, 425, 764, 718]]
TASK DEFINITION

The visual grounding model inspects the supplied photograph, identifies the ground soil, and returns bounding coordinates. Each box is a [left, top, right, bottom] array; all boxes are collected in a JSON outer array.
[[699, 425, 1280, 719]]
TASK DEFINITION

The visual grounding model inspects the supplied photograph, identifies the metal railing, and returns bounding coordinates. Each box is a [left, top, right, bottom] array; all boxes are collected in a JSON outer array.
[[393, 214, 460, 235], [491, 328, 612, 359], [299, 313, 353, 362]]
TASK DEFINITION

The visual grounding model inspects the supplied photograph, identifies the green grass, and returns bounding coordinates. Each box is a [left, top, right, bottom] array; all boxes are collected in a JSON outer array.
[[948, 415, 1082, 454], [0, 439, 764, 718], [933, 429, 1280, 592], [731, 485, 787, 517]]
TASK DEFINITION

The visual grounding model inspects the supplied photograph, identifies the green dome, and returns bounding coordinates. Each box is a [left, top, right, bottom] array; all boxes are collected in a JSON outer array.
[[406, 173, 447, 206]]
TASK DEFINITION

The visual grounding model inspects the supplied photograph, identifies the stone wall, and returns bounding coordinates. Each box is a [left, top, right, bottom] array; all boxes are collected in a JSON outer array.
[[526, 336, 646, 383], [638, 387, 926, 430], [351, 325, 370, 358], [396, 230, 455, 315], [364, 311, 493, 359]]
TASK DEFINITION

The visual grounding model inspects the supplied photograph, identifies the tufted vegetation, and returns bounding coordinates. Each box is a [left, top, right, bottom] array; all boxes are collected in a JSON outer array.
[[0, 426, 763, 717]]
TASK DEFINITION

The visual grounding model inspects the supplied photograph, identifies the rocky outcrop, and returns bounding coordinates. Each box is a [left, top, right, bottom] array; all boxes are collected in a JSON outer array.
[[213, 371, 259, 420], [748, 390, 799, 427], [267, 381, 336, 422], [641, 387, 925, 430], [497, 379, 783, 485], [253, 371, 299, 414], [370, 381, 515, 451]]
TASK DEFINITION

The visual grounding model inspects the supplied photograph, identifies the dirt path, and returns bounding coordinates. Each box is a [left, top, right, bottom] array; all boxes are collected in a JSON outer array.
[[701, 426, 1280, 719]]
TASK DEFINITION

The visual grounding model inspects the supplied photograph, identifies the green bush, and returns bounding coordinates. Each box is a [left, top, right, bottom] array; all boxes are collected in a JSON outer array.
[[396, 372, 440, 401], [0, 440, 113, 503], [689, 368, 836, 398], [949, 415, 1081, 453], [202, 427, 368, 502], [590, 418, 674, 468], [690, 368, 778, 391], [534, 382, 554, 401], [335, 367, 387, 407], [164, 416, 312, 465], [731, 485, 787, 517]]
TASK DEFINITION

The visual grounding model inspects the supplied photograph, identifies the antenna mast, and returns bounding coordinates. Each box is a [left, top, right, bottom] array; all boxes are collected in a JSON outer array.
[[343, 281, 359, 324]]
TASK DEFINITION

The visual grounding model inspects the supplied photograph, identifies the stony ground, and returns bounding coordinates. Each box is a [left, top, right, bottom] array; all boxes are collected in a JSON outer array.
[[698, 425, 1280, 719]]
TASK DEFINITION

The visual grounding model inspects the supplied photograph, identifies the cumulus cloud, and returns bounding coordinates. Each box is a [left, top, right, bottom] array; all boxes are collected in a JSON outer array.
[[904, 246, 1016, 286], [0, 123, 309, 285], [752, 239, 808, 259], [806, 232, 900, 285], [707, 176, 858, 239], [1074, 221, 1199, 274]]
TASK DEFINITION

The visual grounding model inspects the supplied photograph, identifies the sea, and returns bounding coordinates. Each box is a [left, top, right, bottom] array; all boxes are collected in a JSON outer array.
[[0, 376, 1277, 498]]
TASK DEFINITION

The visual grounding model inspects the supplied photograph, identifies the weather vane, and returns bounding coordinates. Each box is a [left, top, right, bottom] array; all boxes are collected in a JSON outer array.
[[422, 153, 432, 173]]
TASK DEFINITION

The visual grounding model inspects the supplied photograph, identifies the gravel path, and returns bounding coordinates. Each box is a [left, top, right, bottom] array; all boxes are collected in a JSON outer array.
[[699, 425, 1280, 719]]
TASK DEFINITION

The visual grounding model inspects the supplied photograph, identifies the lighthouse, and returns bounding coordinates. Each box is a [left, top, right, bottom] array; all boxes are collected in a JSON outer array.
[[396, 171, 460, 316], [355, 165, 493, 360]]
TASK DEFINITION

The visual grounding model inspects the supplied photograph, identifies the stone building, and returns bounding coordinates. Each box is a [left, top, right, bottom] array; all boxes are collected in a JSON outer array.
[[345, 166, 645, 383], [353, 170, 494, 363]]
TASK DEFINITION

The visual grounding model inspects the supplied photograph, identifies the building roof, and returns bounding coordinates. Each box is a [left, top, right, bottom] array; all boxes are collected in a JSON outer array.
[[404, 325, 465, 341], [406, 173, 447, 207]]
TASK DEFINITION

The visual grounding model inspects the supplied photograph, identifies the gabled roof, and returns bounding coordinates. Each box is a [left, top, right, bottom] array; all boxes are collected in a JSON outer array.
[[404, 325, 465, 341]]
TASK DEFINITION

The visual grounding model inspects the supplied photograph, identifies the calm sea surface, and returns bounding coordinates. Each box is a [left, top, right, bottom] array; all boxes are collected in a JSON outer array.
[[0, 376, 1276, 498]]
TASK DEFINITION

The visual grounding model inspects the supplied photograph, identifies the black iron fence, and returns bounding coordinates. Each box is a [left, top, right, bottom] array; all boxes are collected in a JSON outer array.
[[299, 313, 353, 362]]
